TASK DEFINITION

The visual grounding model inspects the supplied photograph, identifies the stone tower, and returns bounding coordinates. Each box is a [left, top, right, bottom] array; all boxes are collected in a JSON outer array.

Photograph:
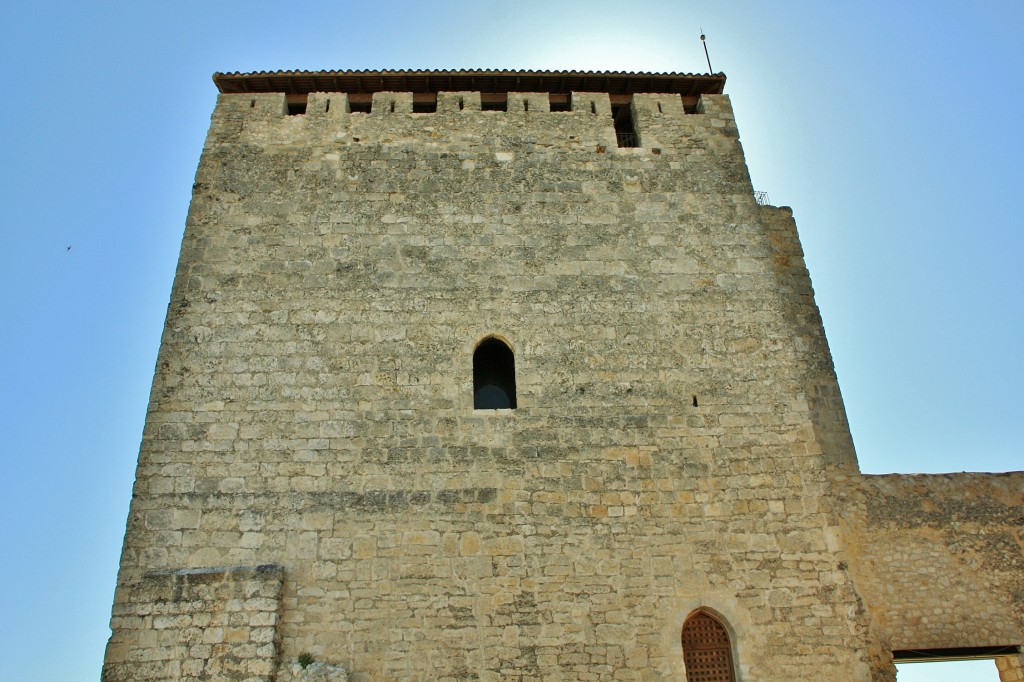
[[103, 69, 1023, 682]]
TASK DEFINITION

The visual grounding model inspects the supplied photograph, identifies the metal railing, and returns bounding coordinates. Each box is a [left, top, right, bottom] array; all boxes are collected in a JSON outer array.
[[754, 190, 770, 206]]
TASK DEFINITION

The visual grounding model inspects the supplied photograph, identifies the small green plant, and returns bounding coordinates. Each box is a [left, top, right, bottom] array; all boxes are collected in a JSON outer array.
[[298, 652, 315, 669]]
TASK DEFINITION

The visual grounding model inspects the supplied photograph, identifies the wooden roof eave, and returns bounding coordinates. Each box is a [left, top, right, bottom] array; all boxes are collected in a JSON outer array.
[[212, 70, 726, 97]]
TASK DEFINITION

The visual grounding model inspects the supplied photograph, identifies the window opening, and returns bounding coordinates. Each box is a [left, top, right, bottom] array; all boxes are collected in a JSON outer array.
[[473, 338, 517, 409], [458, 96, 465, 111], [287, 102, 307, 115], [325, 99, 331, 113], [591, 102, 597, 114], [658, 102, 664, 113], [349, 100, 372, 113], [612, 101, 638, 147], [681, 611, 736, 682], [390, 101, 396, 113], [250, 99, 256, 108]]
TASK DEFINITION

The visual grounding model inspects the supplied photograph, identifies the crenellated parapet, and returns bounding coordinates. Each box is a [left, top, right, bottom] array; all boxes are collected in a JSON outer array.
[[206, 72, 741, 159]]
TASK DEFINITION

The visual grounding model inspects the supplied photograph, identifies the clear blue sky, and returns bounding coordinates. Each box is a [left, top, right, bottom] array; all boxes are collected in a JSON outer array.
[[0, 2, 1020, 680]]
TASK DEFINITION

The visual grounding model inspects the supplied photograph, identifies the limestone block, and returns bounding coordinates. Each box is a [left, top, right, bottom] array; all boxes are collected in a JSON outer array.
[[437, 91, 481, 112], [507, 92, 550, 113], [307, 92, 350, 117], [371, 91, 413, 114]]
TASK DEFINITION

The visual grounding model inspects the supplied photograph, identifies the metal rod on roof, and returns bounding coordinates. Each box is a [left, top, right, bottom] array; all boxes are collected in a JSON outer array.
[[700, 31, 713, 73]]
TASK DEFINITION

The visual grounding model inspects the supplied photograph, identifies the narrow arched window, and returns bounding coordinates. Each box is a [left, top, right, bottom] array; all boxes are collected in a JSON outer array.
[[473, 338, 517, 409], [681, 610, 736, 682]]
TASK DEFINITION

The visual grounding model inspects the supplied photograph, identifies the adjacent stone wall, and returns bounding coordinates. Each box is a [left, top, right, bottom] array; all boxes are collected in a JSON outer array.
[[837, 472, 1024, 652], [103, 565, 284, 682]]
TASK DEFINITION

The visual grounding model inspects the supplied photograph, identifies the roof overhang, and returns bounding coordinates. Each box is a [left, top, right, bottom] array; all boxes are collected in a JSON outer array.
[[212, 69, 726, 97]]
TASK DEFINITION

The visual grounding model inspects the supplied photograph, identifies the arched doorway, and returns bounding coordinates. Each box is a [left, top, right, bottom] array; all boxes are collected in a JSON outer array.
[[681, 610, 736, 682]]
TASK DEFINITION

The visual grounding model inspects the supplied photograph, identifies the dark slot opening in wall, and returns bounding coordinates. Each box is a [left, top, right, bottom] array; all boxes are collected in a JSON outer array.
[[677, 94, 699, 114], [285, 94, 309, 115], [413, 94, 437, 113], [481, 93, 507, 111], [550, 94, 570, 112], [346, 93, 372, 113], [612, 101, 638, 147]]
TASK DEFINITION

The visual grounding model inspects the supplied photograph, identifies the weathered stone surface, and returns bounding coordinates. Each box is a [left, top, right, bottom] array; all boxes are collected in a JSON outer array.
[[289, 661, 349, 682], [836, 472, 1024, 650], [103, 565, 283, 682], [104, 73, 1022, 682]]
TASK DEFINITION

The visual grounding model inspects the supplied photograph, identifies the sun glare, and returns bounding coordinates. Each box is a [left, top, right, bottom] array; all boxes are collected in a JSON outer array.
[[530, 34, 697, 73]]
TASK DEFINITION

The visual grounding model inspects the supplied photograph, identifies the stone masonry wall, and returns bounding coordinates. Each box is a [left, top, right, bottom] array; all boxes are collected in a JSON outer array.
[[103, 564, 284, 682], [108, 90, 891, 681], [837, 472, 1024, 652]]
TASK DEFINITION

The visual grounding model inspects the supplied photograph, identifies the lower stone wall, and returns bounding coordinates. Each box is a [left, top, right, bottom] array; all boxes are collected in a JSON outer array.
[[103, 564, 284, 682], [837, 472, 1024, 652]]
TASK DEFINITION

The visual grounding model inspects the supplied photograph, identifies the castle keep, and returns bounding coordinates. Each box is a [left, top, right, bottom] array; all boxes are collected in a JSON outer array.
[[104, 69, 1023, 682]]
